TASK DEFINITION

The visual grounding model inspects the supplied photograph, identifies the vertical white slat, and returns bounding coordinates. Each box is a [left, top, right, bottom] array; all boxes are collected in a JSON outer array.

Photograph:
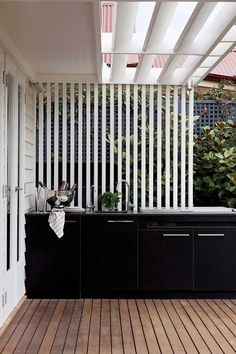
[[78, 83, 83, 208], [33, 90, 37, 191], [94, 84, 98, 209], [54, 83, 59, 190], [133, 85, 138, 210], [62, 83, 67, 181], [149, 85, 154, 209], [46, 82, 51, 189], [110, 84, 114, 193], [157, 85, 162, 209], [188, 87, 194, 210], [125, 84, 130, 205], [181, 85, 186, 210], [117, 84, 122, 210], [141, 85, 146, 208], [102, 84, 106, 194], [173, 85, 178, 209], [70, 83, 75, 205], [165, 86, 170, 209], [38, 90, 44, 183], [86, 84, 91, 207]]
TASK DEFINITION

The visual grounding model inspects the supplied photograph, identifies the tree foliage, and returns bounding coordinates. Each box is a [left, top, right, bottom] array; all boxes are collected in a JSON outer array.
[[194, 120, 236, 207]]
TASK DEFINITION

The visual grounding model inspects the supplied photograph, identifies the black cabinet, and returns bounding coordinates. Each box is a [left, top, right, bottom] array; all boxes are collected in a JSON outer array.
[[194, 228, 236, 291], [25, 214, 80, 298], [25, 212, 236, 297], [82, 215, 137, 295], [139, 229, 193, 291]]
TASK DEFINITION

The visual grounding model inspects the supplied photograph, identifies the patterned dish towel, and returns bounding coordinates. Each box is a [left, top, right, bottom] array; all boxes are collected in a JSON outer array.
[[49, 208, 65, 238]]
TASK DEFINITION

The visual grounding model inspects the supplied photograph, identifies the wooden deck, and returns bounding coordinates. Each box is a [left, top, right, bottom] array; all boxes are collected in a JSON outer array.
[[0, 299, 236, 353]]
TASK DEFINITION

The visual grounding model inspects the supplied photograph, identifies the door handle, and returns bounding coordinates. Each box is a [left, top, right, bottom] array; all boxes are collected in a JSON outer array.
[[15, 187, 23, 192], [107, 220, 134, 223], [163, 233, 190, 237], [198, 233, 224, 237], [65, 220, 77, 224]]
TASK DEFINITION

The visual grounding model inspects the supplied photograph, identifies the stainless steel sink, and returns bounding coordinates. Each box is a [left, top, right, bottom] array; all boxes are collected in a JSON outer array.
[[64, 207, 85, 213]]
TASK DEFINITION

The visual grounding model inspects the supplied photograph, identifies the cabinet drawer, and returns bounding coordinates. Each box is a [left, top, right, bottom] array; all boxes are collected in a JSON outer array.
[[195, 228, 236, 239], [85, 215, 137, 232], [139, 216, 176, 229]]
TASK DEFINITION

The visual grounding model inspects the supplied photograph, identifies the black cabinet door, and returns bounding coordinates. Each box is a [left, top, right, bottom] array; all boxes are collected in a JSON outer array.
[[139, 229, 194, 291], [25, 214, 80, 298], [139, 230, 161, 291], [194, 228, 236, 291], [82, 216, 137, 295]]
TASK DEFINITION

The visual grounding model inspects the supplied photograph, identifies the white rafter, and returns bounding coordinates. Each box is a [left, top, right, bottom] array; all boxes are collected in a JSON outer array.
[[110, 2, 138, 81], [158, 2, 216, 84], [134, 2, 177, 82], [101, 1, 236, 85], [143, 2, 178, 51]]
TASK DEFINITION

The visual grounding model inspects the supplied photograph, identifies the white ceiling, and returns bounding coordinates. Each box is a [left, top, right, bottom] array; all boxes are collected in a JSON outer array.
[[0, 1, 98, 76]]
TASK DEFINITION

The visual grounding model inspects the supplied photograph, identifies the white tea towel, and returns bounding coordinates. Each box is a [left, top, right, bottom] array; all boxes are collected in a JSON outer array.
[[49, 208, 65, 238]]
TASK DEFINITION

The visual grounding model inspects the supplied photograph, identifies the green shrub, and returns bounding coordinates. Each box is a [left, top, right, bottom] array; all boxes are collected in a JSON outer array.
[[194, 120, 236, 207]]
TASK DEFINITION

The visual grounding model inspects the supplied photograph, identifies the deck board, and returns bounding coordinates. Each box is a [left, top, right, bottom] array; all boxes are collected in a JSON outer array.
[[171, 299, 211, 354], [0, 299, 32, 353], [87, 299, 101, 354], [0, 298, 236, 354], [154, 299, 185, 353], [189, 299, 235, 354], [26, 299, 58, 354], [3, 299, 40, 353], [119, 299, 136, 354], [110, 299, 124, 354], [136, 299, 160, 354], [100, 299, 111, 354], [163, 299, 198, 354], [128, 299, 148, 354], [14, 299, 49, 354], [179, 299, 223, 353], [75, 298, 92, 354], [38, 299, 66, 354], [63, 299, 84, 354], [51, 299, 75, 354]]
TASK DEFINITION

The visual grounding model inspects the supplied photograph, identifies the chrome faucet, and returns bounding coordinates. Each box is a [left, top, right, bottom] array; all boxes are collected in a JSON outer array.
[[116, 179, 134, 212], [86, 185, 95, 212]]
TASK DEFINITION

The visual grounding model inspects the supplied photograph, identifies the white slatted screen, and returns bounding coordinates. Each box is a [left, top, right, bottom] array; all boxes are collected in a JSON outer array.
[[36, 83, 194, 210]]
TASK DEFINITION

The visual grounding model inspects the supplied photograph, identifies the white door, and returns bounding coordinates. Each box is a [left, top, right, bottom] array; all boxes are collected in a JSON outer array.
[[0, 56, 26, 324], [0, 48, 5, 328], [16, 72, 26, 303]]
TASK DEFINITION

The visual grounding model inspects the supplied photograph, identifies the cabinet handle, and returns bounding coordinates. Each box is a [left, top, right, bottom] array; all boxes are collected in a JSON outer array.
[[163, 233, 190, 237], [65, 220, 77, 224], [107, 220, 134, 223], [198, 233, 224, 237]]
